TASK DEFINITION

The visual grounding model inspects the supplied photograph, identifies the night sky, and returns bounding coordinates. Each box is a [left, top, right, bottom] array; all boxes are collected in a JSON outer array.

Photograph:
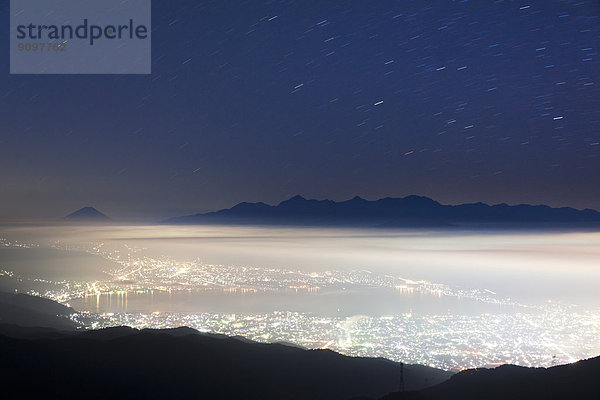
[[1, 0, 599, 220]]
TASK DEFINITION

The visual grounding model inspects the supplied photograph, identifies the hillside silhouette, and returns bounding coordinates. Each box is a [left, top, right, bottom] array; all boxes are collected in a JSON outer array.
[[2, 292, 599, 399], [0, 325, 451, 399], [166, 195, 600, 228], [0, 291, 76, 331], [381, 357, 600, 400], [0, 293, 451, 399]]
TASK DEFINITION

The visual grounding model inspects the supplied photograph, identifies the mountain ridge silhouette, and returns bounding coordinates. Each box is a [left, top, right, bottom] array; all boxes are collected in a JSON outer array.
[[165, 195, 600, 228]]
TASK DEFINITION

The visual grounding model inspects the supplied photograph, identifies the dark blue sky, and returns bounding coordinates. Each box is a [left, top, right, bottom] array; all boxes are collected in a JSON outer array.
[[1, 0, 599, 219]]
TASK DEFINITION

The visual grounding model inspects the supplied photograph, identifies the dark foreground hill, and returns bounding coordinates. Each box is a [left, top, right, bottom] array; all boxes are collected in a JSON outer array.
[[0, 326, 451, 400], [0, 291, 76, 331], [0, 293, 451, 399], [165, 195, 600, 228], [382, 357, 600, 400], [2, 293, 598, 400]]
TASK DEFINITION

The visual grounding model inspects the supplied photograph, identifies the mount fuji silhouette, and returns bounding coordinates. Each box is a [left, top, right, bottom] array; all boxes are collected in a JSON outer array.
[[64, 207, 110, 221]]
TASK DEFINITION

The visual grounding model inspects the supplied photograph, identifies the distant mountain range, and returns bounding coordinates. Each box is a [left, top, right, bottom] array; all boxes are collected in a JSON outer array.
[[64, 206, 110, 221], [165, 195, 600, 228]]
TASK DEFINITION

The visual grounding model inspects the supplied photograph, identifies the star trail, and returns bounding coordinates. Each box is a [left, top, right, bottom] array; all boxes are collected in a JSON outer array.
[[0, 0, 598, 219]]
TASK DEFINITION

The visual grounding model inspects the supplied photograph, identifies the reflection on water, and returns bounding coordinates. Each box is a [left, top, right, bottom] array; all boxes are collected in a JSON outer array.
[[70, 287, 519, 316]]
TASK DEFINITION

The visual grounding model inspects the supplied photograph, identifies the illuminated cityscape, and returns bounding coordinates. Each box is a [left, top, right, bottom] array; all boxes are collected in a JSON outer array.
[[70, 308, 600, 371], [2, 236, 600, 371]]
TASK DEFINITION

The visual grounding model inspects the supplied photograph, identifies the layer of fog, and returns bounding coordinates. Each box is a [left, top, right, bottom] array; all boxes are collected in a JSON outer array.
[[1, 224, 599, 307]]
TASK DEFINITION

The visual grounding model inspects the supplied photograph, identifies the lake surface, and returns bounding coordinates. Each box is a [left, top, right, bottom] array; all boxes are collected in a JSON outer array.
[[68, 287, 520, 316]]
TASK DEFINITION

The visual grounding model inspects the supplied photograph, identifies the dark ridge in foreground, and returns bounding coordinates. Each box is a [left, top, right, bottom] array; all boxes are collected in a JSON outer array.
[[1, 293, 599, 399], [382, 356, 600, 400], [165, 195, 600, 228], [0, 291, 77, 331], [0, 325, 451, 400], [0, 292, 451, 399], [64, 206, 110, 221]]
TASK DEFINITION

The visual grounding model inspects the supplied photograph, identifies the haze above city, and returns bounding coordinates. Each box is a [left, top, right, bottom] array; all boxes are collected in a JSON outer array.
[[2, 224, 600, 371]]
